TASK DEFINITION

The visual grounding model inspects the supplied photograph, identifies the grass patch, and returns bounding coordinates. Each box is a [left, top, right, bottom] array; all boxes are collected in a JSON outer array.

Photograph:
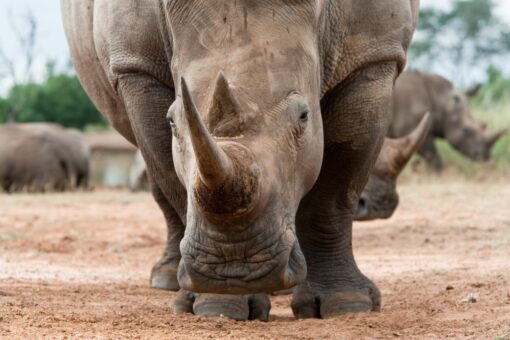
[[0, 231, 20, 241], [494, 333, 510, 340]]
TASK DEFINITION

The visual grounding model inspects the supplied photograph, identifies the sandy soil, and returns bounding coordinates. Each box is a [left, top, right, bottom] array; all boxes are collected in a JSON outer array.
[[1, 179, 509, 339]]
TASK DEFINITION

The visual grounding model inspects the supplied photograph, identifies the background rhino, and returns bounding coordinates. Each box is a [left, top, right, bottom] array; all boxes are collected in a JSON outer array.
[[19, 123, 91, 189], [356, 113, 431, 221], [128, 150, 150, 192], [0, 123, 90, 192], [62, 0, 419, 320], [389, 71, 507, 171]]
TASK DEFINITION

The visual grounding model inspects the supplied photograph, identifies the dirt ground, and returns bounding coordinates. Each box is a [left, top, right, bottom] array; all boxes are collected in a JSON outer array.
[[1, 178, 509, 339]]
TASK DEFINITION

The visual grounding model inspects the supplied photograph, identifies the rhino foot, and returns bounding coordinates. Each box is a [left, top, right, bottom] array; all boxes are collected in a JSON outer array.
[[272, 287, 295, 296], [171, 290, 271, 321], [150, 258, 180, 291], [291, 279, 380, 319]]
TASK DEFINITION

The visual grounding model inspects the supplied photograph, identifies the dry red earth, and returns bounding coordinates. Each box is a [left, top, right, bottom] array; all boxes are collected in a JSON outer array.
[[1, 178, 509, 339]]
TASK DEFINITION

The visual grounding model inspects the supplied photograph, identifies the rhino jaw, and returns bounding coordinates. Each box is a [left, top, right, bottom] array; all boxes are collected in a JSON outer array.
[[177, 222, 306, 294]]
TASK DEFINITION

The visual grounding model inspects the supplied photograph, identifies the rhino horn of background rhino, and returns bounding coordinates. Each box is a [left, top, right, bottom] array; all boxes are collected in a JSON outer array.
[[392, 112, 432, 173], [486, 129, 508, 148], [181, 77, 234, 189]]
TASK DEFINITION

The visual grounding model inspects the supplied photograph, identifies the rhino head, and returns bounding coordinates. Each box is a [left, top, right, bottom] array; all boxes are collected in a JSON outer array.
[[442, 90, 507, 161], [356, 113, 431, 221], [165, 2, 324, 294]]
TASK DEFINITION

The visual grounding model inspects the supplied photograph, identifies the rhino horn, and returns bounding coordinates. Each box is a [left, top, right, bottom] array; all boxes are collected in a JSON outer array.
[[392, 112, 432, 173], [181, 77, 234, 189], [486, 129, 508, 148], [207, 72, 241, 128]]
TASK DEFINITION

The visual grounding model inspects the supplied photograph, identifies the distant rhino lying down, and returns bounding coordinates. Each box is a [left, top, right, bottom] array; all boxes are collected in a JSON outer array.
[[62, 0, 419, 320], [355, 113, 431, 221], [0, 123, 90, 193], [390, 70, 507, 171]]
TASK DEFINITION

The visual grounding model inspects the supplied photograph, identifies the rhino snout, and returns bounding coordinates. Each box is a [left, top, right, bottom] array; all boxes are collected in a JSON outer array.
[[177, 228, 306, 294]]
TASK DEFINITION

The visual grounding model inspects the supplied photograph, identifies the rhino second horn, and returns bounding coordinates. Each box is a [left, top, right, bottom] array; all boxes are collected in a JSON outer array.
[[207, 71, 241, 132], [394, 112, 432, 172], [486, 129, 508, 148], [181, 76, 234, 189]]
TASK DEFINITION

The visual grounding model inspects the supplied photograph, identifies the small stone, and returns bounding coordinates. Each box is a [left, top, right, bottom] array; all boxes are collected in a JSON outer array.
[[215, 322, 223, 329], [446, 285, 454, 290], [460, 293, 478, 303]]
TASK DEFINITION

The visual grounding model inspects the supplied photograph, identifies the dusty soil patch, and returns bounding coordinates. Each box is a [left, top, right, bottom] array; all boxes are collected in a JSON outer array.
[[1, 180, 509, 339]]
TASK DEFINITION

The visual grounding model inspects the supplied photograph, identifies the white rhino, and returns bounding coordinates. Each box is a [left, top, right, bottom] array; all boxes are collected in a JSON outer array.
[[62, 0, 419, 320]]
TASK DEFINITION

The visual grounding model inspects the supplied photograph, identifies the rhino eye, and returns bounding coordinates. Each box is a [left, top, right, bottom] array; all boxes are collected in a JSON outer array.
[[168, 117, 176, 128], [299, 110, 309, 123]]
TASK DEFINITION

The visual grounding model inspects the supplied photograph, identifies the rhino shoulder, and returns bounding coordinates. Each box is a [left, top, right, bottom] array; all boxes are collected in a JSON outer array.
[[92, 0, 173, 89], [321, 0, 419, 92]]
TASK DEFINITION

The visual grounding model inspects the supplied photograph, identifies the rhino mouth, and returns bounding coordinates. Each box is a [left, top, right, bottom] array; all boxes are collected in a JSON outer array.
[[355, 195, 399, 221], [177, 223, 306, 294]]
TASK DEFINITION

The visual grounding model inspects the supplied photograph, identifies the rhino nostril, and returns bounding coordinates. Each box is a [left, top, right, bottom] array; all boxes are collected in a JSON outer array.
[[356, 198, 368, 218], [359, 198, 366, 209]]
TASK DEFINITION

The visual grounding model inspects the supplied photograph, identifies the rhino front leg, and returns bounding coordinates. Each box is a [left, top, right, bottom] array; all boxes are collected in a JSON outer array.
[[117, 73, 187, 291], [292, 63, 398, 318], [150, 181, 184, 291], [419, 136, 444, 172]]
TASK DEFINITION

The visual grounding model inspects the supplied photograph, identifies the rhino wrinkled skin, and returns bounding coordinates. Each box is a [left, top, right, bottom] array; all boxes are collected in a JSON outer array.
[[389, 70, 507, 171], [62, 0, 419, 320]]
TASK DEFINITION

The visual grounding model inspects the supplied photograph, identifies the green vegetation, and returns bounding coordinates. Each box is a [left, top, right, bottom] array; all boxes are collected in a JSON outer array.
[[0, 64, 106, 130], [409, 0, 510, 86], [494, 332, 510, 340]]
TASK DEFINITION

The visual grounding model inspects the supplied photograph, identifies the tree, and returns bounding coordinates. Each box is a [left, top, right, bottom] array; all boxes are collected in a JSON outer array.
[[0, 9, 38, 122], [472, 65, 510, 106], [409, 0, 510, 87], [1, 65, 106, 129], [0, 97, 9, 123]]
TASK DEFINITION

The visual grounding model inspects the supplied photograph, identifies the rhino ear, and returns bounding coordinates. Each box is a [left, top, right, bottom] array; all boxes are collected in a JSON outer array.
[[391, 112, 432, 174], [486, 129, 508, 148]]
